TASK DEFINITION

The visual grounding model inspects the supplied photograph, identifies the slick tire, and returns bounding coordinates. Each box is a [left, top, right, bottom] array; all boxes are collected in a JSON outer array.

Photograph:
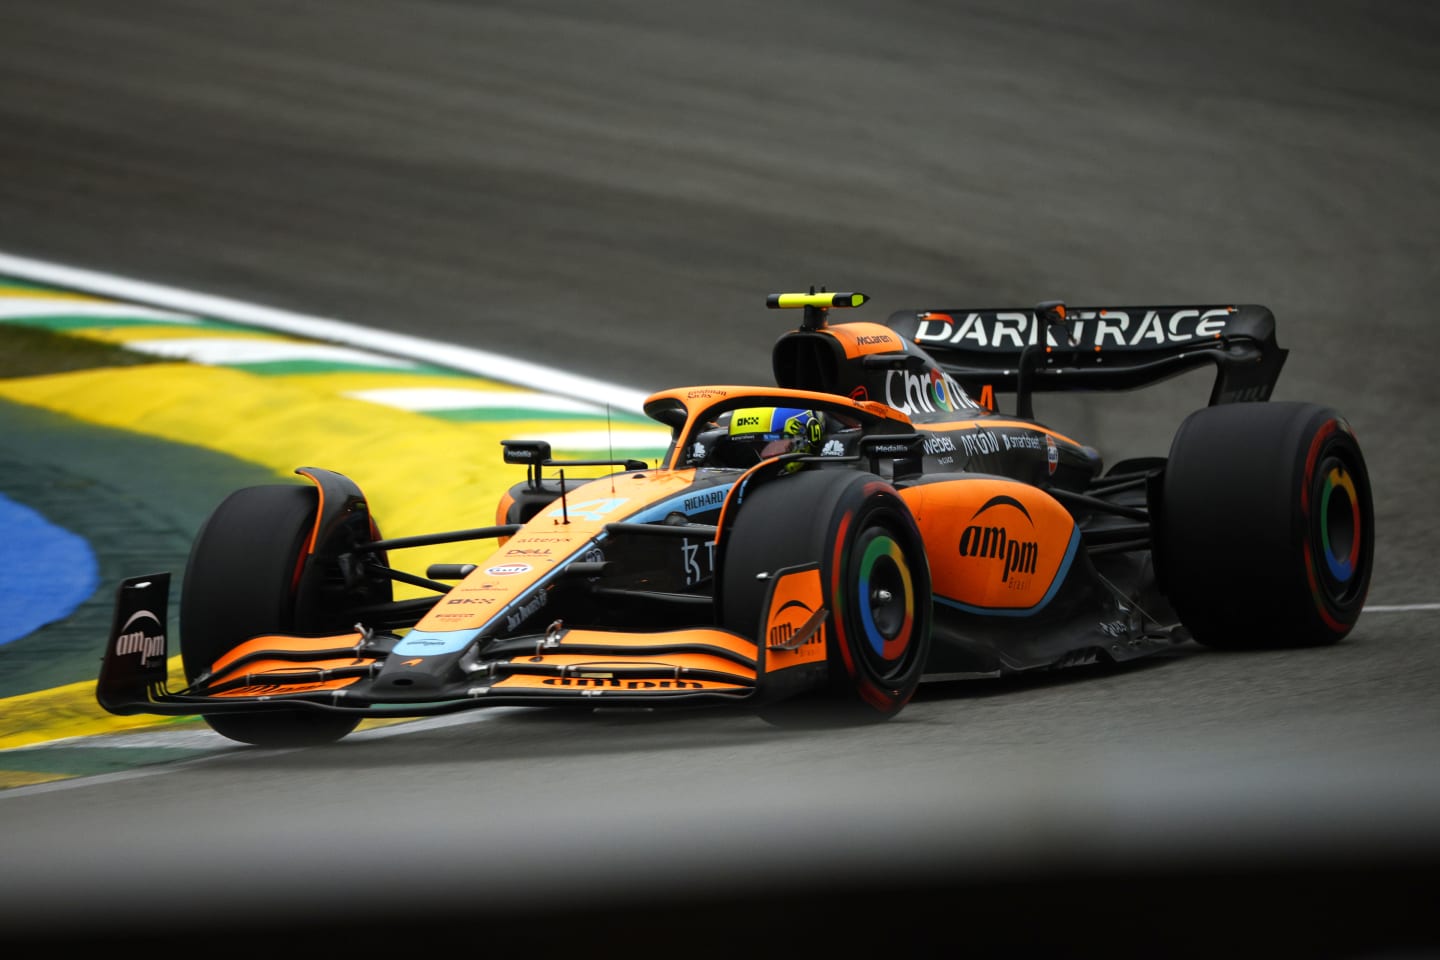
[[721, 469, 932, 723], [180, 484, 361, 747], [1156, 402, 1373, 649]]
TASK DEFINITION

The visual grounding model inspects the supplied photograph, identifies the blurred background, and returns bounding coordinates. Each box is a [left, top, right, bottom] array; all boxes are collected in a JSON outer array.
[[2, 0, 1438, 953]]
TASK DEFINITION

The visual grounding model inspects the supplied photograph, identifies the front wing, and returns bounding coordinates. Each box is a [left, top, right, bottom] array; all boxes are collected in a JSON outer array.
[[97, 574, 770, 720]]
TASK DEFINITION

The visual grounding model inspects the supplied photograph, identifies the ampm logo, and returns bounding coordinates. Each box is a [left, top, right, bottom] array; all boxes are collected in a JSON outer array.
[[114, 609, 166, 660], [767, 599, 823, 650], [958, 495, 1038, 582], [540, 677, 705, 690]]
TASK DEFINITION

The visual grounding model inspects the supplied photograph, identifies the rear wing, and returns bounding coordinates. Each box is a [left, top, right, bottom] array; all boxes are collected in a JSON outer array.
[[885, 302, 1287, 414]]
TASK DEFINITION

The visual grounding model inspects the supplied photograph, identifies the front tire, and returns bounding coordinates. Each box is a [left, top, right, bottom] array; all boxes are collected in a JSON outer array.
[[721, 469, 932, 721], [1156, 402, 1373, 649], [180, 484, 363, 746]]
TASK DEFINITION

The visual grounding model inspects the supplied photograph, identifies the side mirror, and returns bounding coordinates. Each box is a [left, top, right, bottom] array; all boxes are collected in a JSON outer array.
[[502, 440, 553, 465], [857, 433, 926, 474]]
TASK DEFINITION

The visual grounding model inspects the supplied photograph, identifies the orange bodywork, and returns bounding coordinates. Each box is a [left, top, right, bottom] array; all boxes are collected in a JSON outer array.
[[494, 488, 517, 545], [489, 626, 759, 693], [414, 470, 704, 634], [900, 478, 1078, 612], [206, 632, 373, 695], [526, 627, 757, 659], [491, 675, 746, 693], [762, 566, 828, 670], [821, 321, 910, 359]]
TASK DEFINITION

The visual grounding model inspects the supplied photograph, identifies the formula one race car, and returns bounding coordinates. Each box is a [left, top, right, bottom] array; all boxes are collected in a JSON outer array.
[[98, 291, 1374, 746]]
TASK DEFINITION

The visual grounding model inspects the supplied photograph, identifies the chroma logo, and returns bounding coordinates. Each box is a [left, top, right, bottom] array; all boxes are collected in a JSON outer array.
[[883, 368, 976, 415]]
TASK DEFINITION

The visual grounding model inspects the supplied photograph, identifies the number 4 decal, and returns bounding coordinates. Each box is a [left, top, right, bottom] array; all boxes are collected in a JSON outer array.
[[546, 498, 628, 521]]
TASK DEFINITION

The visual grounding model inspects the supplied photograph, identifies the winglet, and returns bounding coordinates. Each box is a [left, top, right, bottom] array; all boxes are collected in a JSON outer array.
[[766, 290, 870, 331], [96, 574, 171, 715]]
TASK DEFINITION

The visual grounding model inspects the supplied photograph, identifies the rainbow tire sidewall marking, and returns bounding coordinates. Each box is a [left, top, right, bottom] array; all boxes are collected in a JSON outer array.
[[1319, 465, 1361, 583], [827, 489, 927, 704], [855, 530, 916, 664], [1302, 418, 1371, 630]]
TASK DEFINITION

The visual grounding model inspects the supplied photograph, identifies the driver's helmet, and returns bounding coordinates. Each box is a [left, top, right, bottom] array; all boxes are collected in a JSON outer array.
[[692, 407, 826, 468]]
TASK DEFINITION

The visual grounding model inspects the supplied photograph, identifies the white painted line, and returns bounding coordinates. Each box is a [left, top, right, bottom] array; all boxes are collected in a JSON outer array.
[[7, 727, 233, 751], [8, 252, 1425, 606], [0, 299, 199, 322], [0, 709, 530, 799], [346, 708, 532, 740], [1364, 603, 1440, 613], [125, 336, 416, 368], [0, 250, 653, 414], [0, 756, 244, 798], [345, 386, 609, 414]]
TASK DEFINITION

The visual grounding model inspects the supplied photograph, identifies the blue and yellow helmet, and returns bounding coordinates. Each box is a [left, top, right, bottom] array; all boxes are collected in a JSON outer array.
[[694, 407, 825, 468]]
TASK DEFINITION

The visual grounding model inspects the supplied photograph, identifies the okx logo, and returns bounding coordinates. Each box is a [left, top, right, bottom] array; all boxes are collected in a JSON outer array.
[[958, 495, 1038, 582]]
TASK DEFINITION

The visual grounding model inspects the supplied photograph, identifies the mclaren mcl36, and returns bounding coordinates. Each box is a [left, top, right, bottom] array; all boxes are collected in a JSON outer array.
[[98, 291, 1373, 745]]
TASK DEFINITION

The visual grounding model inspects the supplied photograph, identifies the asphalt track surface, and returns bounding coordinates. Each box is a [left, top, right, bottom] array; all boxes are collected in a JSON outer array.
[[2, 1, 1439, 954]]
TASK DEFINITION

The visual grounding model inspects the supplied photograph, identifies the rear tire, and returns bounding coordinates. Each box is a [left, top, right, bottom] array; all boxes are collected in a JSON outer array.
[[1156, 402, 1373, 649], [180, 484, 363, 746], [721, 470, 932, 722]]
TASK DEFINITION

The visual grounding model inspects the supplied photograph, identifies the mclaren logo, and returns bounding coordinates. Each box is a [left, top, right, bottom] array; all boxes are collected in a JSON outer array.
[[958, 495, 1039, 582], [114, 609, 165, 660]]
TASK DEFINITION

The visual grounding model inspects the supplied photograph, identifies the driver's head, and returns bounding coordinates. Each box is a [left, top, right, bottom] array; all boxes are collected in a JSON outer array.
[[705, 407, 825, 467]]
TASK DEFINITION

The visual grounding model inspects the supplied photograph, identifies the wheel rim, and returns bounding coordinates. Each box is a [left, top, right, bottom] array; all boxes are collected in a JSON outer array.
[[1311, 453, 1364, 600], [1303, 421, 1370, 624], [849, 524, 917, 681], [1318, 458, 1360, 583]]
